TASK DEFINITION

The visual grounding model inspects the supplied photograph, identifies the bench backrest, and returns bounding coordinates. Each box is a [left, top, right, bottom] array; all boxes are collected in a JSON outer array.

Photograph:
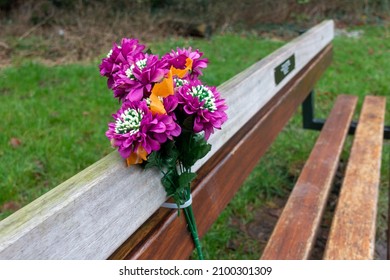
[[0, 20, 334, 260]]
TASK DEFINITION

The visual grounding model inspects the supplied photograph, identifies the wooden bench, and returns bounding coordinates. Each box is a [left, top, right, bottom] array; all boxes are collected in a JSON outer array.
[[261, 95, 386, 260], [0, 20, 387, 260]]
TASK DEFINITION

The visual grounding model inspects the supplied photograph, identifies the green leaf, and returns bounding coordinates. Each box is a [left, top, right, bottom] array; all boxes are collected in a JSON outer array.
[[161, 169, 177, 196], [182, 115, 195, 131], [192, 133, 212, 161], [178, 171, 197, 188], [144, 142, 180, 172], [160, 141, 179, 169], [177, 131, 211, 169], [143, 151, 160, 170]]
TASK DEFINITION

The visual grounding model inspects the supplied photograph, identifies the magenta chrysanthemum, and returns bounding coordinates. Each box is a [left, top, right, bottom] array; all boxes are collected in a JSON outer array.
[[163, 95, 179, 115], [106, 101, 181, 159], [177, 80, 228, 139], [163, 47, 208, 78], [112, 53, 169, 101], [99, 38, 145, 89]]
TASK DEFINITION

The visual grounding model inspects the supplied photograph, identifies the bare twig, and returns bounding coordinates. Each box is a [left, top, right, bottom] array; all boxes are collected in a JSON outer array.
[[0, 41, 10, 50], [18, 13, 54, 41]]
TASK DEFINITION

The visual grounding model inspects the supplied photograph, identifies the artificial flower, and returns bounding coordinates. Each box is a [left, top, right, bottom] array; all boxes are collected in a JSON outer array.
[[111, 53, 168, 102], [106, 100, 181, 159], [176, 80, 228, 139], [99, 38, 145, 89], [162, 47, 208, 78]]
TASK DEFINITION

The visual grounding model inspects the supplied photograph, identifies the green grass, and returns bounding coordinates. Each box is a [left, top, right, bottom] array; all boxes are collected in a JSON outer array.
[[0, 25, 389, 259], [0, 63, 114, 217]]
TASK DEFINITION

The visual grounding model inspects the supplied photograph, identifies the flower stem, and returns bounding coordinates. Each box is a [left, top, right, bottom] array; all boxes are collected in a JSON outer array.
[[167, 163, 204, 259], [183, 204, 204, 260]]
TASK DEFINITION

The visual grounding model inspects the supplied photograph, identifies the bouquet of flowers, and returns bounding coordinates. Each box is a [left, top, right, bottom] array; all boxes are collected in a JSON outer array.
[[99, 38, 228, 259]]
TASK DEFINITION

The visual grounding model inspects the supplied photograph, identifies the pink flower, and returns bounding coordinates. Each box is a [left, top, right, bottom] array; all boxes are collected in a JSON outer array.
[[106, 101, 181, 159], [176, 80, 228, 139], [112, 53, 169, 101], [99, 38, 146, 89], [163, 94, 179, 115], [163, 47, 208, 78]]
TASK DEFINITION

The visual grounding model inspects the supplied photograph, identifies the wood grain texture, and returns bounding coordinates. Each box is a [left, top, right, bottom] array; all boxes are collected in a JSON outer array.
[[0, 20, 334, 260], [261, 95, 358, 260], [109, 45, 334, 259], [324, 96, 386, 260], [0, 153, 167, 260]]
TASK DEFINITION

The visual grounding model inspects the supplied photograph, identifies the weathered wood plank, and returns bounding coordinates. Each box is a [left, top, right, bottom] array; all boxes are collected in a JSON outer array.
[[109, 44, 334, 259], [324, 96, 386, 260], [0, 153, 167, 260], [0, 20, 334, 260], [261, 94, 358, 260]]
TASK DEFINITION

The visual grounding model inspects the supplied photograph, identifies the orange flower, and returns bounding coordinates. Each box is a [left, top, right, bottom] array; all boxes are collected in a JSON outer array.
[[150, 69, 173, 115], [171, 57, 193, 78], [151, 69, 174, 98], [126, 146, 148, 166], [149, 57, 193, 115]]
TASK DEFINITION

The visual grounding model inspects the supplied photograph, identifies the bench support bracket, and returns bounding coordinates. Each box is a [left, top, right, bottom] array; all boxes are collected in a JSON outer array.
[[302, 90, 390, 139]]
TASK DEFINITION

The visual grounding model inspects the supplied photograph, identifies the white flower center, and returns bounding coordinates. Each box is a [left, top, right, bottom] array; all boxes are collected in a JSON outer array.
[[136, 58, 147, 70], [126, 59, 147, 80], [125, 65, 135, 79], [115, 108, 144, 135], [188, 85, 217, 112], [174, 78, 188, 88], [106, 49, 113, 58]]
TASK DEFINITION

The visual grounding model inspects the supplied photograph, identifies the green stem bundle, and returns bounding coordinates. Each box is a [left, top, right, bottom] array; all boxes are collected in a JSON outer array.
[[145, 134, 209, 260], [181, 187, 204, 260]]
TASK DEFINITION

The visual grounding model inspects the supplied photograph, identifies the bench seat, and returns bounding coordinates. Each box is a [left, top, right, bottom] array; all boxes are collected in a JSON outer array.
[[261, 95, 358, 259], [324, 96, 386, 260], [261, 95, 386, 260]]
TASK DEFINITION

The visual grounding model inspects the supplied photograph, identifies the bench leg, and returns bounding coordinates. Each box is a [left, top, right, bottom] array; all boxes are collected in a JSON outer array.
[[302, 90, 390, 139]]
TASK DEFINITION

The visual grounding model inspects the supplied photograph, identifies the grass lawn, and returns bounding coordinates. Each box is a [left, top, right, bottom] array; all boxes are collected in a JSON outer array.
[[0, 25, 389, 259]]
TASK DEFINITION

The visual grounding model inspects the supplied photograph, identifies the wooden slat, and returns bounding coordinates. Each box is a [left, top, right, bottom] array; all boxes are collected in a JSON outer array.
[[324, 96, 386, 260], [109, 44, 334, 259], [261, 94, 358, 260], [0, 20, 334, 260]]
